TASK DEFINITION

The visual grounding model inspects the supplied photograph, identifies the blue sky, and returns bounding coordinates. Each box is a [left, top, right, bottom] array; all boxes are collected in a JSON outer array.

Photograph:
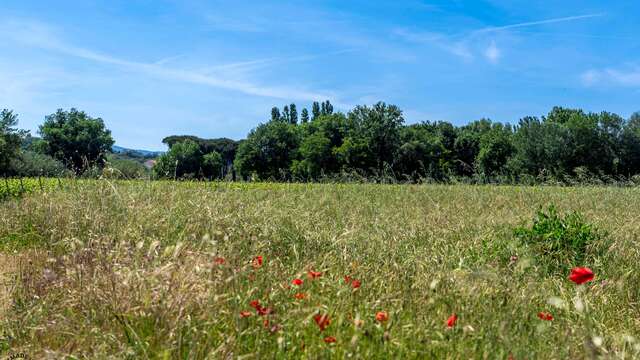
[[0, 0, 638, 150]]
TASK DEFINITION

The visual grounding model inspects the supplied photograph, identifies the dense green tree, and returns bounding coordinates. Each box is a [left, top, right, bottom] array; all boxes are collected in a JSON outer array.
[[475, 123, 515, 177], [396, 123, 449, 180], [283, 105, 291, 123], [38, 108, 114, 173], [332, 103, 405, 175], [320, 100, 334, 116], [289, 104, 298, 125], [202, 151, 224, 179], [312, 102, 321, 120], [162, 136, 239, 177], [271, 107, 281, 122], [301, 108, 310, 124], [293, 113, 349, 179], [0, 109, 27, 176], [154, 140, 202, 179], [508, 117, 569, 178], [234, 121, 300, 180], [618, 112, 640, 176]]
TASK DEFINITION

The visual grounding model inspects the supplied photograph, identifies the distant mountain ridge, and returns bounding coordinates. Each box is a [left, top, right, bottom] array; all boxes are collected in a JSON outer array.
[[112, 145, 164, 158]]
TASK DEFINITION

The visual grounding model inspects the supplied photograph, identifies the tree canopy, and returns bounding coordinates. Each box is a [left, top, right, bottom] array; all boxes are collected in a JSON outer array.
[[38, 109, 114, 173]]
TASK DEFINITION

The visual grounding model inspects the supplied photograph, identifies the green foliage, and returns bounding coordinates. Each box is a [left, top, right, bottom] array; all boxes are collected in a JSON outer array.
[[202, 151, 223, 179], [300, 108, 309, 124], [161, 136, 238, 179], [10, 151, 69, 177], [0, 109, 28, 175], [154, 140, 202, 179], [345, 102, 404, 175], [2, 182, 639, 358], [514, 205, 604, 271], [234, 121, 300, 180], [38, 108, 115, 173], [475, 123, 515, 177], [311, 101, 321, 120], [104, 155, 149, 179]]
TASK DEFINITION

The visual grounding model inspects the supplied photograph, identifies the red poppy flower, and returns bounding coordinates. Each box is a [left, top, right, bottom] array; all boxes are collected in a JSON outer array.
[[239, 311, 252, 318], [294, 292, 306, 300], [214, 257, 225, 265], [324, 336, 337, 343], [537, 311, 553, 321], [351, 280, 361, 289], [257, 306, 273, 316], [250, 300, 261, 309], [308, 270, 322, 279], [263, 319, 269, 328], [252, 256, 263, 269], [292, 278, 303, 286], [375, 311, 389, 322], [446, 314, 458, 328], [314, 313, 331, 331], [569, 267, 594, 285], [344, 275, 352, 283]]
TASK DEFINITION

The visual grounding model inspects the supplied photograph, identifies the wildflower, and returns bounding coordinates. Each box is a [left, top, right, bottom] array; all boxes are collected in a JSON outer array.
[[344, 275, 352, 283], [324, 336, 337, 343], [257, 306, 273, 316], [270, 324, 282, 333], [351, 279, 361, 289], [250, 300, 261, 309], [252, 256, 263, 269], [292, 278, 303, 286], [446, 314, 458, 328], [214, 257, 225, 265], [240, 311, 252, 318], [537, 311, 553, 321], [294, 293, 306, 300], [569, 267, 594, 285], [308, 270, 322, 279], [375, 311, 389, 322], [314, 313, 331, 331]]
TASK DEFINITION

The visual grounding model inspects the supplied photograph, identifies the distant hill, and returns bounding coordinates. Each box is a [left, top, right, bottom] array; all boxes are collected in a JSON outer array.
[[112, 145, 164, 158]]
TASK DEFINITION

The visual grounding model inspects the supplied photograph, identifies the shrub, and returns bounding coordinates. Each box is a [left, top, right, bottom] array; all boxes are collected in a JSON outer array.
[[9, 151, 70, 177], [104, 157, 149, 179], [514, 205, 604, 272]]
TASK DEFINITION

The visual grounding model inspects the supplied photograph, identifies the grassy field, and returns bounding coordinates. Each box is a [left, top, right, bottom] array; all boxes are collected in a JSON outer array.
[[1, 180, 639, 359]]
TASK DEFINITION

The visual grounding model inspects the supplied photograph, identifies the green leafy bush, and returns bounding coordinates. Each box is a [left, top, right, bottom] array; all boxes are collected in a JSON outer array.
[[514, 205, 604, 271]]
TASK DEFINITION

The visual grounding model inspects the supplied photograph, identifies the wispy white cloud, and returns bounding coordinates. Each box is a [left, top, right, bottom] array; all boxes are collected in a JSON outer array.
[[484, 40, 500, 64], [392, 28, 473, 60], [472, 13, 605, 35], [0, 19, 344, 104], [581, 66, 640, 87], [200, 49, 359, 75], [394, 13, 604, 62]]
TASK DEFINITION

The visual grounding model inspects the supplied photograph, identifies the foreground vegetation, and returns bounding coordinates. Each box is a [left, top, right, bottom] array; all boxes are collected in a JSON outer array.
[[1, 180, 639, 358]]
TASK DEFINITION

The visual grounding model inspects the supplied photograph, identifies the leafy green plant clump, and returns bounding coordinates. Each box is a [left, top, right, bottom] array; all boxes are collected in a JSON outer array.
[[514, 205, 604, 272]]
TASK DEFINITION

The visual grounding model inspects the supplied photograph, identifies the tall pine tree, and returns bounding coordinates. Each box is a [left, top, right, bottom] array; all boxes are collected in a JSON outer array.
[[283, 105, 290, 123], [271, 107, 281, 122], [301, 108, 310, 124], [289, 104, 298, 125], [312, 102, 321, 121], [324, 100, 334, 115]]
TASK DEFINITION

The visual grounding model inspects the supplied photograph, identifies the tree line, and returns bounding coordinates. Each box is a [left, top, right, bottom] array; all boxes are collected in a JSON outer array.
[[2, 102, 640, 183], [236, 102, 640, 183]]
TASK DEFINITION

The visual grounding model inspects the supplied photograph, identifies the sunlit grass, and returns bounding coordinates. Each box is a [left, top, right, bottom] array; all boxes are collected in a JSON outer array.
[[1, 180, 639, 358]]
